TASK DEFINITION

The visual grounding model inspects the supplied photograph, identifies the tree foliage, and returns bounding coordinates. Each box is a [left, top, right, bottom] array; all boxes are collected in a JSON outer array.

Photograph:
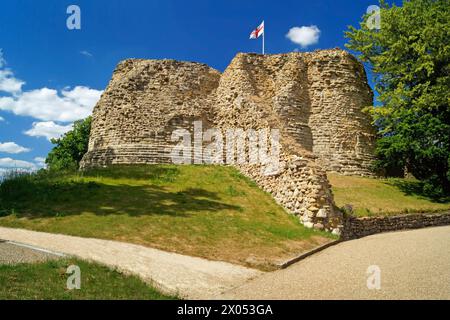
[[345, 0, 450, 197], [46, 117, 92, 171]]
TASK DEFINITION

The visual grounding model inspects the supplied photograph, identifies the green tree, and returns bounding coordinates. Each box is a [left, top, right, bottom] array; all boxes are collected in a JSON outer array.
[[345, 0, 450, 197], [46, 117, 92, 171]]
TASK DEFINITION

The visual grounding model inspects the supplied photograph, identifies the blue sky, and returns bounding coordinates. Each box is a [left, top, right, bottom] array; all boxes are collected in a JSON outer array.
[[0, 0, 396, 171]]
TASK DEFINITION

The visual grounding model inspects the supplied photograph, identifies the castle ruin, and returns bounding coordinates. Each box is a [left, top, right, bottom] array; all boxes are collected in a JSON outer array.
[[80, 49, 376, 234]]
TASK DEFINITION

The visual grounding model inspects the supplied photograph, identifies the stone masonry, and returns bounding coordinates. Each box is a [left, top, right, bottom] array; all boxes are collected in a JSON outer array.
[[342, 212, 450, 240], [80, 49, 375, 233]]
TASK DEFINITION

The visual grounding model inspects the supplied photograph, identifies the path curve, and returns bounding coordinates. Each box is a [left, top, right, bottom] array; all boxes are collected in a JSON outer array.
[[0, 227, 262, 299], [219, 226, 450, 300]]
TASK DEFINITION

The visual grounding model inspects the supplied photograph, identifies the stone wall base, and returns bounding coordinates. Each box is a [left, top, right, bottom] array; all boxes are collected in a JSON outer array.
[[342, 212, 450, 240]]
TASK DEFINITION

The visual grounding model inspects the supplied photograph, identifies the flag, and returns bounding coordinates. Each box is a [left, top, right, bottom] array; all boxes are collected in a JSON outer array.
[[249, 21, 264, 39]]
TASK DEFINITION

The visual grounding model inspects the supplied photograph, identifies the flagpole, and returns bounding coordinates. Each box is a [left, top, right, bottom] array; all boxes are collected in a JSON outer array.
[[262, 21, 265, 55]]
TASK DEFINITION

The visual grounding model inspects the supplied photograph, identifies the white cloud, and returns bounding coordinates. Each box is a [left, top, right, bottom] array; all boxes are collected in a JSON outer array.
[[80, 50, 93, 57], [0, 142, 31, 154], [0, 116, 4, 121], [34, 157, 46, 168], [0, 50, 102, 122], [0, 86, 102, 122], [0, 69, 25, 94], [0, 157, 36, 169], [286, 25, 321, 48], [0, 49, 25, 94], [24, 121, 73, 140]]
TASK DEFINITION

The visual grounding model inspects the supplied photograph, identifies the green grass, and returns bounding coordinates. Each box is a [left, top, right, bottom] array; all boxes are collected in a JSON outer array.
[[0, 165, 334, 270], [329, 173, 450, 217], [0, 258, 175, 300]]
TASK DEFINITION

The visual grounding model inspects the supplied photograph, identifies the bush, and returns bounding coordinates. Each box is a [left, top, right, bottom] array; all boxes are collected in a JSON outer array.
[[46, 117, 91, 171]]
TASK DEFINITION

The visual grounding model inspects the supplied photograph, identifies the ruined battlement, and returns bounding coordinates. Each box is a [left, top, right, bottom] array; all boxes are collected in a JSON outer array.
[[80, 49, 376, 233]]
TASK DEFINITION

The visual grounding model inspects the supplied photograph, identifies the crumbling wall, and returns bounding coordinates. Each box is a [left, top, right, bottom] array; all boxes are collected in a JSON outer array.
[[82, 59, 220, 166], [213, 52, 342, 232], [342, 212, 450, 240], [80, 49, 375, 233], [307, 50, 375, 175], [212, 51, 376, 175]]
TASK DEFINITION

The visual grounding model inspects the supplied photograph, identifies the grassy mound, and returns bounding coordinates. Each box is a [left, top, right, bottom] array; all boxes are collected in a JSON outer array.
[[0, 258, 175, 300], [329, 173, 450, 216], [0, 165, 334, 270]]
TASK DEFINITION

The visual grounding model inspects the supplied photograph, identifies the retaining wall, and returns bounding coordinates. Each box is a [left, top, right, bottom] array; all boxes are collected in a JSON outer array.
[[342, 212, 450, 240]]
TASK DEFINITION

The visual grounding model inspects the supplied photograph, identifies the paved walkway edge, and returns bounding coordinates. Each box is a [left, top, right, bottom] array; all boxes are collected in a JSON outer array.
[[277, 240, 342, 269], [0, 227, 263, 299], [5, 240, 67, 257]]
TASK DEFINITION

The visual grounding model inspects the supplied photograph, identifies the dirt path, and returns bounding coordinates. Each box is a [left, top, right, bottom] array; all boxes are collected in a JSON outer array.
[[219, 226, 450, 300], [0, 227, 262, 299]]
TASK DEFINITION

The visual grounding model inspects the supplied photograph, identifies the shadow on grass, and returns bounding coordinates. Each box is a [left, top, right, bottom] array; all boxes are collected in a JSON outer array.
[[0, 173, 241, 219], [385, 179, 450, 204], [81, 165, 180, 183]]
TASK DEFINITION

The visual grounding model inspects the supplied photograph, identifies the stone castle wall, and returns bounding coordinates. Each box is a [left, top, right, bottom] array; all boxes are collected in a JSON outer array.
[[307, 51, 375, 175], [214, 51, 375, 175], [80, 49, 375, 233], [82, 59, 220, 165], [342, 212, 450, 240]]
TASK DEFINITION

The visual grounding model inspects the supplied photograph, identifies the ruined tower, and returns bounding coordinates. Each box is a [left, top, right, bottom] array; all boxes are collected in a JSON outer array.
[[81, 49, 376, 233]]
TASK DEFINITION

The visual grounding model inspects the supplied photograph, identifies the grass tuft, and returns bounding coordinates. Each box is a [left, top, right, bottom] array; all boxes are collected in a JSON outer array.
[[329, 173, 450, 217], [0, 258, 176, 300]]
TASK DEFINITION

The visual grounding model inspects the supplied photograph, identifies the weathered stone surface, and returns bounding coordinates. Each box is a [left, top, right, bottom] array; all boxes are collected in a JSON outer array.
[[214, 50, 375, 176], [342, 212, 450, 240], [81, 59, 220, 166], [80, 49, 376, 232]]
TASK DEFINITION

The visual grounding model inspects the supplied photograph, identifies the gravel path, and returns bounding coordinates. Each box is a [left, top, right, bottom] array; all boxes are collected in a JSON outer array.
[[0, 242, 62, 265], [219, 226, 450, 300], [2, 226, 448, 300], [0, 227, 262, 299]]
